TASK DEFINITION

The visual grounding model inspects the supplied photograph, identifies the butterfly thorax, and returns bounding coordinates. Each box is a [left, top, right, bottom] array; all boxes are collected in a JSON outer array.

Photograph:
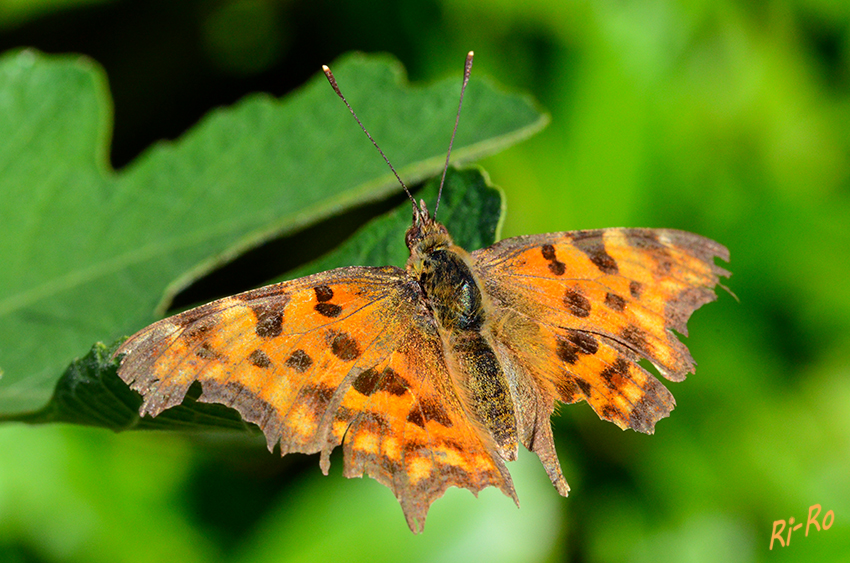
[[404, 208, 481, 330], [405, 208, 519, 461], [407, 233, 482, 332]]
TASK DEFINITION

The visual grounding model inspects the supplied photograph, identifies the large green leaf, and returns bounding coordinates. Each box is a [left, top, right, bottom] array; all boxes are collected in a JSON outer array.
[[13, 168, 504, 429], [0, 48, 544, 417]]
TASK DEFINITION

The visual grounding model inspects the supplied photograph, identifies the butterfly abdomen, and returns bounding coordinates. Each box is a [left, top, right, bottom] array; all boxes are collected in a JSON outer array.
[[413, 240, 519, 461]]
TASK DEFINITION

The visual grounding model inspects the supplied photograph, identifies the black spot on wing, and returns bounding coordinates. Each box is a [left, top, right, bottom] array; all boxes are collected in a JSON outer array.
[[540, 244, 566, 275], [600, 358, 630, 390], [407, 398, 452, 428], [574, 237, 619, 275], [352, 368, 380, 396], [248, 349, 271, 368], [315, 302, 342, 317], [556, 338, 580, 364], [252, 303, 284, 338], [352, 367, 407, 396], [556, 330, 599, 364], [406, 409, 426, 428], [314, 285, 334, 302], [629, 280, 643, 299], [574, 377, 592, 396], [313, 285, 342, 317], [327, 330, 360, 361], [285, 349, 313, 372], [548, 260, 566, 276], [555, 378, 580, 403], [564, 287, 591, 317], [569, 331, 599, 355], [605, 292, 626, 312], [380, 368, 408, 396]]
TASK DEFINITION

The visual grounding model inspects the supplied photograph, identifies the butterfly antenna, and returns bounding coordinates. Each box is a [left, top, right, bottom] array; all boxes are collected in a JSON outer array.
[[322, 64, 417, 210], [434, 50, 474, 219]]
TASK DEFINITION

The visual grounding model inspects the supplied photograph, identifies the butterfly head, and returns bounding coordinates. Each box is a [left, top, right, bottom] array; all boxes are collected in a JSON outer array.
[[405, 199, 452, 257]]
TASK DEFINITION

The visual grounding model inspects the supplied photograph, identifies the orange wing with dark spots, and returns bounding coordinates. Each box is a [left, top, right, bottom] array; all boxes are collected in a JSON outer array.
[[332, 321, 516, 532], [473, 228, 730, 433], [114, 265, 512, 533]]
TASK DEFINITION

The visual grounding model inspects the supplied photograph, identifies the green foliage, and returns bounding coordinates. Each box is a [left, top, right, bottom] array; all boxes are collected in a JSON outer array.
[[0, 0, 110, 30]]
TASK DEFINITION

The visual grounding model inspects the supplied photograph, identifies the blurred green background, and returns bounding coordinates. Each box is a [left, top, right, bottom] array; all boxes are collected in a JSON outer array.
[[1, 0, 848, 562]]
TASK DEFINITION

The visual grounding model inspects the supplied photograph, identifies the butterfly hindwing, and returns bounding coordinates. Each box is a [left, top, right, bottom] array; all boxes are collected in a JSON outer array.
[[335, 318, 515, 532], [473, 228, 730, 433]]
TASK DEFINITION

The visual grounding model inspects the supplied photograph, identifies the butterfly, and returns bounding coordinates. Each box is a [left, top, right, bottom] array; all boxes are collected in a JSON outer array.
[[114, 52, 730, 533]]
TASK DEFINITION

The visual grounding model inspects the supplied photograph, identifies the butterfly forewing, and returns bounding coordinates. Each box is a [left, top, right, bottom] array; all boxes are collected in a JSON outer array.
[[117, 267, 407, 441]]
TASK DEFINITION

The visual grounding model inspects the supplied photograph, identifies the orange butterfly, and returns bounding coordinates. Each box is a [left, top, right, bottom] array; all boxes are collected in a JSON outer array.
[[114, 52, 730, 533]]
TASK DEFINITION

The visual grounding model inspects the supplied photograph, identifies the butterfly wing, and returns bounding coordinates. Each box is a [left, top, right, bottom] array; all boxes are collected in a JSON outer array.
[[473, 228, 730, 432], [471, 228, 728, 494], [115, 265, 514, 532]]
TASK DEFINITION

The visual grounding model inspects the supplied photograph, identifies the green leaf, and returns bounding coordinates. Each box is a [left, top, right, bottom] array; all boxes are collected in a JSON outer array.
[[6, 339, 257, 431], [12, 168, 504, 429], [284, 166, 504, 281], [0, 48, 546, 417]]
